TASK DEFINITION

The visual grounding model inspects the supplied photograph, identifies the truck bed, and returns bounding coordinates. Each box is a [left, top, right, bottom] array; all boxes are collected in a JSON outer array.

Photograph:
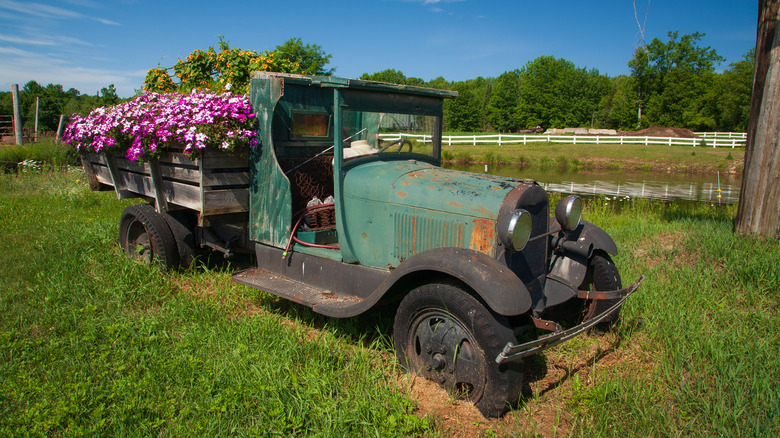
[[80, 147, 250, 217]]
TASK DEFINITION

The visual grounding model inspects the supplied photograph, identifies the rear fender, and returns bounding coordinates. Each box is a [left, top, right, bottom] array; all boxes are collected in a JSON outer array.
[[389, 247, 532, 316]]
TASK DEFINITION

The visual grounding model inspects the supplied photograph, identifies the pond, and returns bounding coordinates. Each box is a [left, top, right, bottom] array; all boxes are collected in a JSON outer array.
[[447, 164, 742, 205]]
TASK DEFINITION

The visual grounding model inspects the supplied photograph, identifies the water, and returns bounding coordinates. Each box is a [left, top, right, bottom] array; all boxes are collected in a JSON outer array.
[[448, 164, 742, 204]]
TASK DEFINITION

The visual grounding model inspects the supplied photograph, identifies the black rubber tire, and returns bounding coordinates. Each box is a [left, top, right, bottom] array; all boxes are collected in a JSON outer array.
[[162, 210, 200, 269], [579, 250, 623, 323], [119, 204, 179, 270], [393, 282, 523, 418]]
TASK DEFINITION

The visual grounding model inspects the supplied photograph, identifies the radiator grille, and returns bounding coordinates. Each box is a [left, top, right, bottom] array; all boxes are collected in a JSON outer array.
[[394, 212, 465, 260]]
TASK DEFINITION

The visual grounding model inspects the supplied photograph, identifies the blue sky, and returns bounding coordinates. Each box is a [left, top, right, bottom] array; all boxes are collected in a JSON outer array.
[[0, 0, 758, 98]]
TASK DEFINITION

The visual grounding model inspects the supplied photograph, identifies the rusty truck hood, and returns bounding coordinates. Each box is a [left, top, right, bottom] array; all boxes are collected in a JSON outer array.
[[343, 160, 525, 219]]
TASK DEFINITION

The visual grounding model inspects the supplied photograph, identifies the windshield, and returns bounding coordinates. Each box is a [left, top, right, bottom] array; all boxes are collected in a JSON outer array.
[[340, 110, 439, 161]]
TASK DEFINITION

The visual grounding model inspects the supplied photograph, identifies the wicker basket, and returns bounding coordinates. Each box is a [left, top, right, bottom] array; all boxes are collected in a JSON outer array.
[[304, 204, 336, 230]]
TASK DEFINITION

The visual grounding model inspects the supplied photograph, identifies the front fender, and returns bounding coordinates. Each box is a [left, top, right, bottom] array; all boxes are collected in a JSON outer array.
[[388, 247, 532, 316], [575, 220, 618, 256], [542, 221, 618, 310]]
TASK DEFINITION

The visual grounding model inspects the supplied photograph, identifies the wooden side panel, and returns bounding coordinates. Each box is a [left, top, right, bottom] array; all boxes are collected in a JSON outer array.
[[80, 149, 250, 215]]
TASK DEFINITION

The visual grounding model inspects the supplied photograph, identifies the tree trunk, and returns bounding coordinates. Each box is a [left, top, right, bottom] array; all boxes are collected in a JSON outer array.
[[735, 0, 780, 238]]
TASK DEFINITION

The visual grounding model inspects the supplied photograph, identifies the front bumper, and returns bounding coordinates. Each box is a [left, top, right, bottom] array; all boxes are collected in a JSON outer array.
[[495, 275, 645, 365]]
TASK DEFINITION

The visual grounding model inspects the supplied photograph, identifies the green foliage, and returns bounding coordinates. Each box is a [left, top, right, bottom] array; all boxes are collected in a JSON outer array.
[[515, 56, 609, 130], [715, 49, 755, 132], [0, 141, 79, 170], [629, 31, 726, 130], [597, 75, 639, 130], [0, 81, 124, 133], [360, 31, 751, 133], [359, 69, 426, 86], [274, 37, 334, 76], [446, 82, 483, 132], [487, 71, 520, 132]]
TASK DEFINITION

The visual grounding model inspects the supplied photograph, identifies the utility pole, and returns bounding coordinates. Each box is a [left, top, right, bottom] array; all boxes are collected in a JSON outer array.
[[735, 0, 780, 238], [11, 84, 23, 146]]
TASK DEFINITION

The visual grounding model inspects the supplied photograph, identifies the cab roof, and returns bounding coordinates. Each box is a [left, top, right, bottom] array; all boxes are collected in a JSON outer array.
[[251, 71, 458, 100]]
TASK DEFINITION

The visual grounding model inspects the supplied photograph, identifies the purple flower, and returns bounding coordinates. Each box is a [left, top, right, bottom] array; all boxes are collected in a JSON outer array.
[[63, 91, 257, 161]]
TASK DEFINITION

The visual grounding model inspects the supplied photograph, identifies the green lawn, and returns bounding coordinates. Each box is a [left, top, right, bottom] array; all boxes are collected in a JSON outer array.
[[0, 155, 777, 436], [441, 141, 743, 174]]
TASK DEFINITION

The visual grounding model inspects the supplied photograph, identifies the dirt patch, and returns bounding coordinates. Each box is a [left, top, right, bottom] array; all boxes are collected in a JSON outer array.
[[634, 230, 698, 270], [619, 125, 699, 138], [389, 331, 658, 437]]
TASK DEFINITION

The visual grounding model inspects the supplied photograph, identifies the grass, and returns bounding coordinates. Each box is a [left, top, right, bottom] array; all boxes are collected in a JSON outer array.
[[440, 141, 744, 174], [0, 166, 432, 436], [0, 140, 79, 171], [1, 148, 778, 436]]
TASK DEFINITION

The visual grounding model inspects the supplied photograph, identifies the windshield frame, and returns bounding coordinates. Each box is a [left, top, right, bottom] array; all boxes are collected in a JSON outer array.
[[334, 89, 443, 169]]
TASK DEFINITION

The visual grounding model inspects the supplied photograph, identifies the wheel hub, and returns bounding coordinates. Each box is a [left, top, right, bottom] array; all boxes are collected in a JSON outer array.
[[407, 312, 487, 400]]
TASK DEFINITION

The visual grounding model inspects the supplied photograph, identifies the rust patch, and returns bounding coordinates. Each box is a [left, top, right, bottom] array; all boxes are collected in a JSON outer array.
[[400, 180, 411, 186], [396, 191, 408, 198], [449, 201, 463, 208], [468, 218, 496, 255], [470, 205, 493, 218]]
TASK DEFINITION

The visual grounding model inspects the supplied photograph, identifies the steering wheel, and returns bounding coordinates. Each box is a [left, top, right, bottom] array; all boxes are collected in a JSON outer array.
[[378, 138, 413, 153]]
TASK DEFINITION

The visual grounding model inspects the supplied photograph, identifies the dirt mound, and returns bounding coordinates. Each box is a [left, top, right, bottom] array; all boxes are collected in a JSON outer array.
[[619, 125, 699, 138]]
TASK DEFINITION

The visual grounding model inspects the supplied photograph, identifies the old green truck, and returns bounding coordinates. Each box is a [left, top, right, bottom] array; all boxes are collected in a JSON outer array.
[[81, 72, 643, 417]]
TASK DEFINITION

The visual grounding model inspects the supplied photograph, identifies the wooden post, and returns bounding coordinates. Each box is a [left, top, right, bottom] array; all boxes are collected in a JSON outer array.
[[34, 97, 39, 143], [735, 0, 780, 238], [11, 84, 23, 146], [55, 115, 66, 144]]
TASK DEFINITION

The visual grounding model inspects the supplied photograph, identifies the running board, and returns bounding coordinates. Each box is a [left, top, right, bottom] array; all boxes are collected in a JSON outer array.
[[232, 268, 366, 316]]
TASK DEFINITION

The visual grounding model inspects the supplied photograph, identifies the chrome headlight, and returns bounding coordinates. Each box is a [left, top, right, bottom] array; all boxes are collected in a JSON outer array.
[[555, 195, 583, 231], [499, 209, 532, 252]]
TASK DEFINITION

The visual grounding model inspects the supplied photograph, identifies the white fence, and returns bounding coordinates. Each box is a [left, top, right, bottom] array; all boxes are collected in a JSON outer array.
[[378, 132, 746, 148], [695, 132, 747, 140]]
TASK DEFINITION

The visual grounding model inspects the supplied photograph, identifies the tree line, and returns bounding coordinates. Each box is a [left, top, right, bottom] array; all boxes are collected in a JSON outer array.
[[362, 31, 754, 133], [0, 82, 120, 132], [2, 31, 753, 135]]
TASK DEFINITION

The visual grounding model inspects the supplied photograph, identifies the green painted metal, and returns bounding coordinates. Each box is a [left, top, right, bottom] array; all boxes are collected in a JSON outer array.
[[249, 74, 291, 247], [341, 160, 523, 267], [247, 72, 461, 263]]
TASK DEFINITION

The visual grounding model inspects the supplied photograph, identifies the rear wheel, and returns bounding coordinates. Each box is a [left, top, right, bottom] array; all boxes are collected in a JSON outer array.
[[393, 282, 523, 418], [119, 204, 179, 270]]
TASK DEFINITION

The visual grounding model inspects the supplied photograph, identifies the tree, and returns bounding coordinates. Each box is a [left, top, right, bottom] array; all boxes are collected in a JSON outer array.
[[629, 31, 724, 128], [274, 38, 333, 75], [360, 69, 409, 85], [515, 56, 608, 129], [717, 49, 755, 131], [598, 75, 638, 130], [445, 82, 482, 132], [487, 71, 519, 132], [99, 84, 120, 107], [20, 81, 80, 131], [735, 0, 780, 238]]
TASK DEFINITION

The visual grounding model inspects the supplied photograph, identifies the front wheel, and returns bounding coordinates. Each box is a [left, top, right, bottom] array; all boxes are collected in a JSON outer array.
[[579, 250, 623, 323], [393, 282, 523, 418]]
